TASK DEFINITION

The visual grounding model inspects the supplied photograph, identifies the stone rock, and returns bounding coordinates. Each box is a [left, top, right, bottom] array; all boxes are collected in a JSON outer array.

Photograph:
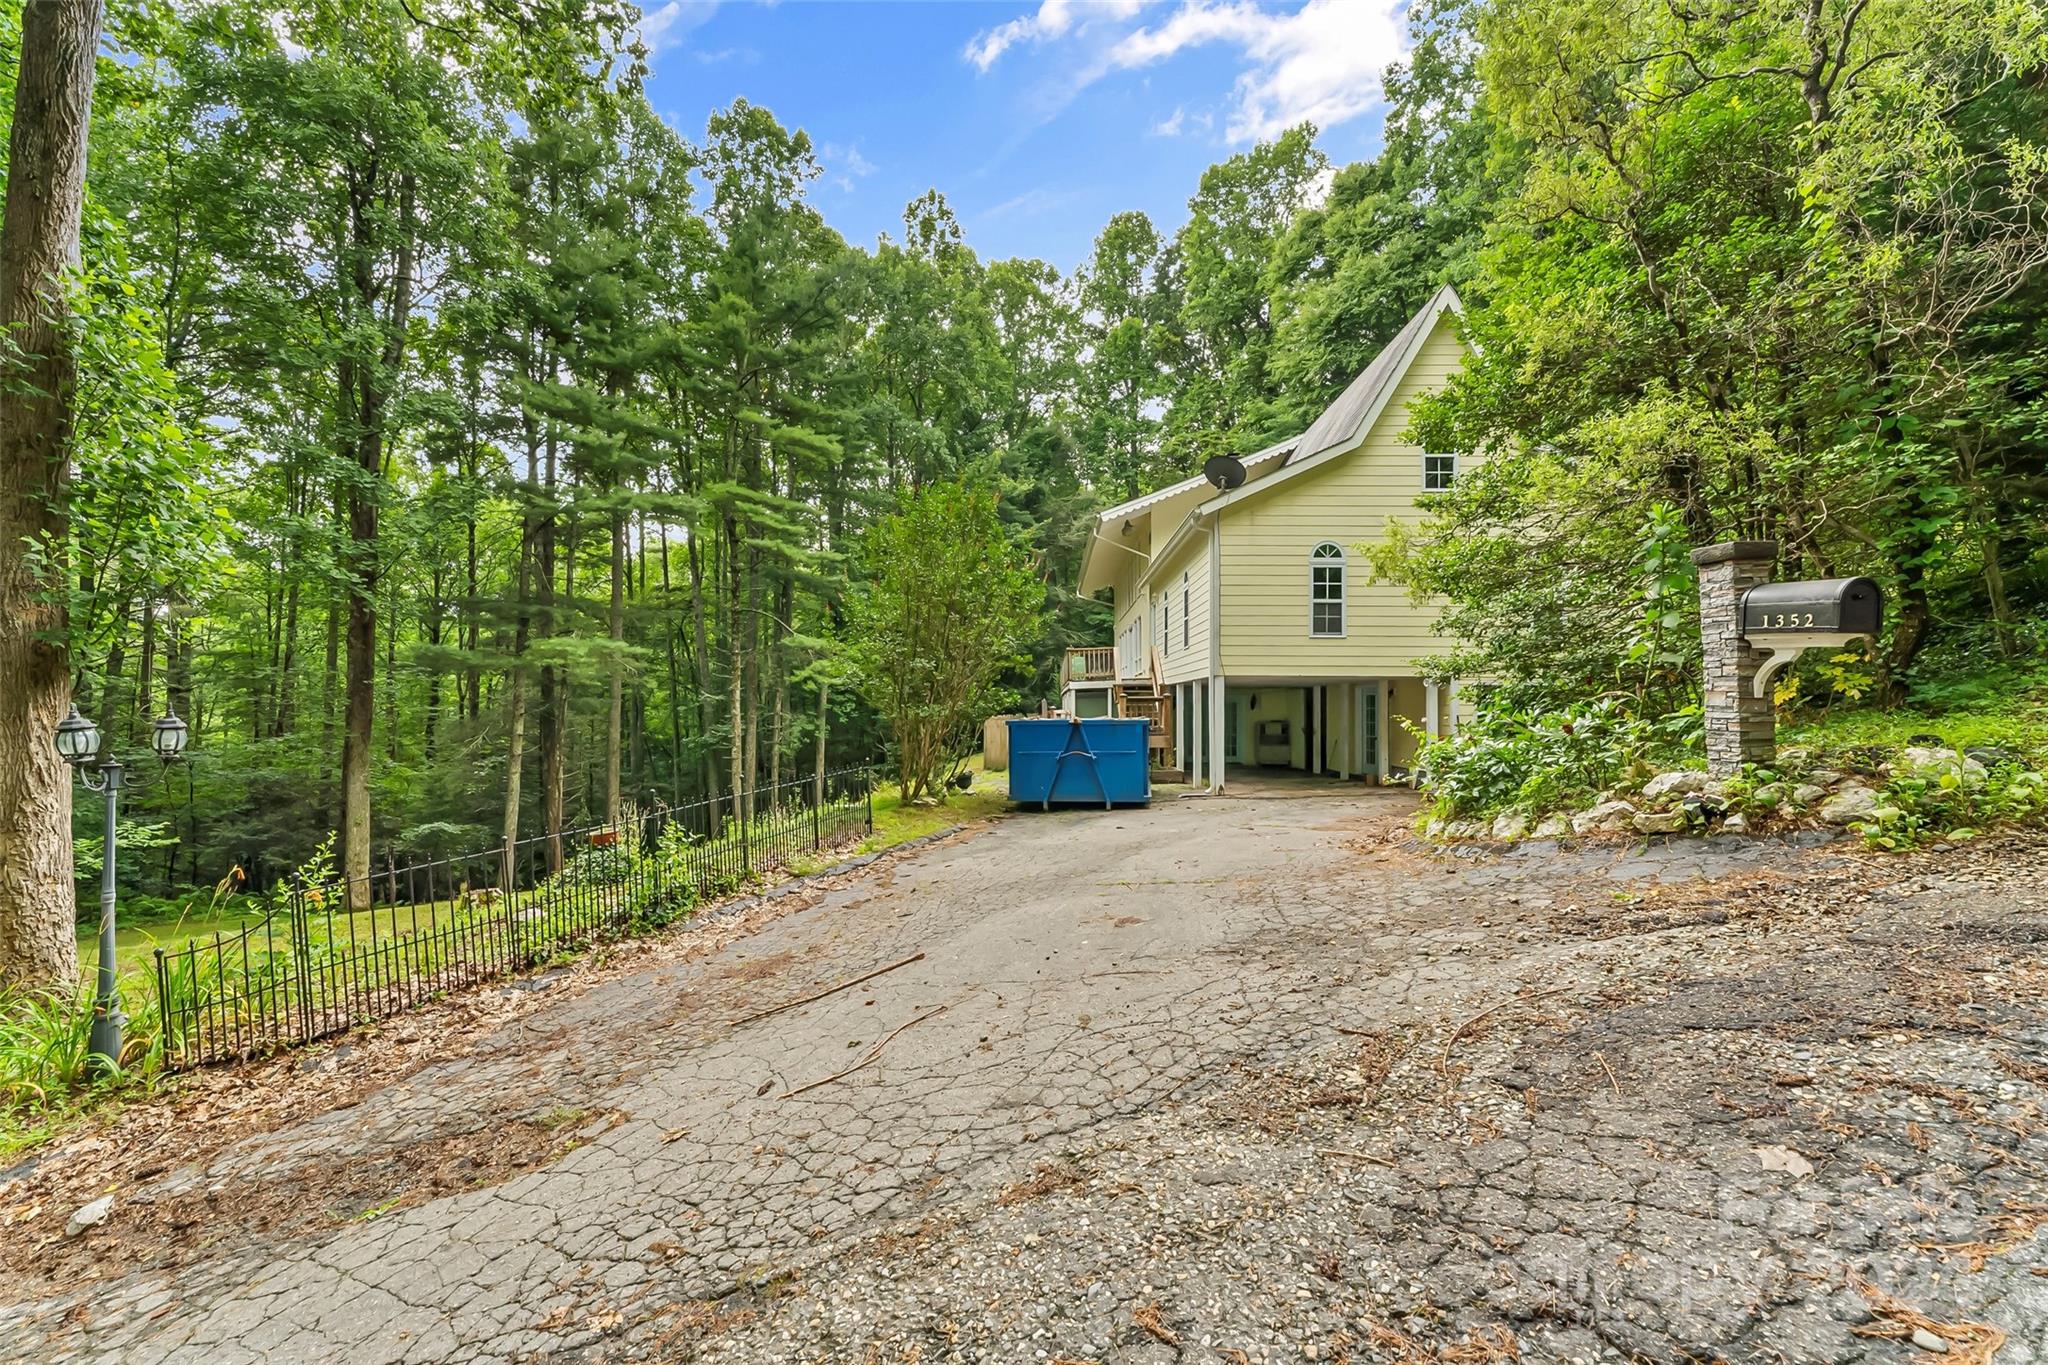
[[1964, 745, 2028, 772], [1892, 746, 1986, 785], [1775, 745, 1816, 771], [66, 1195, 112, 1238], [1572, 800, 1637, 835], [1680, 793, 1729, 825], [1910, 1327, 1950, 1354], [1632, 809, 1686, 835], [1721, 812, 1749, 834], [1791, 783, 1827, 807], [1490, 810, 1530, 841], [1641, 770, 1709, 803], [1422, 817, 1446, 839], [1531, 814, 1571, 839], [1443, 819, 1489, 841], [1819, 785, 1881, 825]]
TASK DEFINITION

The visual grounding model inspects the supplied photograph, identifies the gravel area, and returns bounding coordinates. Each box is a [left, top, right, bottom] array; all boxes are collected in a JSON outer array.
[[5, 788, 2045, 1363]]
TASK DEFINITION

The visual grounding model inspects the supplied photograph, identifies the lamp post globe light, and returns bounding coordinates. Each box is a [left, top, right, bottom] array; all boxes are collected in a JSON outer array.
[[56, 702, 190, 1073]]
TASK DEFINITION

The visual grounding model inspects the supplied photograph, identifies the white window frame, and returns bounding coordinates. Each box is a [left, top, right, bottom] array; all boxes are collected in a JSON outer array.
[[1423, 451, 1458, 492], [1180, 572, 1190, 650], [1309, 541, 1346, 638]]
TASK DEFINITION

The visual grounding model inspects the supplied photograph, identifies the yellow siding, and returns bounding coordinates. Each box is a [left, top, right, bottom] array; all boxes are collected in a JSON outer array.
[[1155, 530, 1212, 687], [1112, 561, 1150, 679], [1217, 315, 1465, 677]]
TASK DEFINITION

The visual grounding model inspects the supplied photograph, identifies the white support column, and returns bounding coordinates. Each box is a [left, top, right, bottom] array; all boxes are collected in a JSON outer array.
[[1208, 674, 1227, 791], [1446, 680, 1460, 738], [1425, 680, 1441, 740], [1377, 680, 1390, 780]]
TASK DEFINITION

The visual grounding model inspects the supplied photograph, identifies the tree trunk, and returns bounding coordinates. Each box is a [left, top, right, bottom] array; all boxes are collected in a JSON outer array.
[[687, 529, 721, 824], [137, 593, 157, 727], [606, 505, 624, 825], [0, 0, 104, 991], [658, 523, 685, 806], [725, 514, 745, 827], [813, 679, 829, 806], [502, 433, 539, 888]]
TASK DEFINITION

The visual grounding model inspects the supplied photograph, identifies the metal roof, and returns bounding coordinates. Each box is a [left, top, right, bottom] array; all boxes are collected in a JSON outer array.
[[1093, 436, 1298, 524], [1286, 284, 1463, 467]]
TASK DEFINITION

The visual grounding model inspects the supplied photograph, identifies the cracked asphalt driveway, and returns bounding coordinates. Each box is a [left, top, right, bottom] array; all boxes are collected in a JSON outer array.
[[8, 788, 2048, 1363]]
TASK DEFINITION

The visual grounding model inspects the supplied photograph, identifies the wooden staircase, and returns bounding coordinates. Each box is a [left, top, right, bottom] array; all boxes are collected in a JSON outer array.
[[1113, 655, 1176, 770]]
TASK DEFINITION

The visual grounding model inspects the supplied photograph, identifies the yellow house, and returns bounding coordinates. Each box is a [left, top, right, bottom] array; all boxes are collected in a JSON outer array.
[[1066, 285, 1470, 787]]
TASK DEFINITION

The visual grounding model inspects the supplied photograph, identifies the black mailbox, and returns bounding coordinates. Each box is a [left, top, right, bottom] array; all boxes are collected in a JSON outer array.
[[1741, 577, 1882, 637]]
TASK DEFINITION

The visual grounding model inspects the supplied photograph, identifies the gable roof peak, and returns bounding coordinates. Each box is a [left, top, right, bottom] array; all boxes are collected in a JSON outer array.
[[1285, 284, 1464, 468]]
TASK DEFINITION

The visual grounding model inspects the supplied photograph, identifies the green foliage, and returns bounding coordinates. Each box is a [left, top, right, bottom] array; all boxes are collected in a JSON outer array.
[[1376, 0, 2048, 703], [1415, 697, 1703, 819], [1624, 503, 1699, 703], [846, 485, 1046, 803], [1855, 762, 2048, 850], [71, 821, 181, 882]]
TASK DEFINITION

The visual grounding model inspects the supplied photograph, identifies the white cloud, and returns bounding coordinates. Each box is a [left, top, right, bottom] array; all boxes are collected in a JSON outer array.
[[971, 0, 1405, 144], [636, 0, 724, 55], [983, 187, 1081, 221], [1151, 106, 1186, 136], [819, 141, 878, 187], [964, 0, 1150, 71]]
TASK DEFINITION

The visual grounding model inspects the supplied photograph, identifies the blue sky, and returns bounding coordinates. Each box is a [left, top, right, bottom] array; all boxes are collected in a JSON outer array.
[[637, 0, 1409, 272]]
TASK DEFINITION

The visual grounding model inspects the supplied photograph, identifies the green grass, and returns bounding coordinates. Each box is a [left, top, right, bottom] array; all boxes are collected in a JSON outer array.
[[861, 785, 1012, 850], [1783, 655, 2048, 762], [852, 754, 1019, 853]]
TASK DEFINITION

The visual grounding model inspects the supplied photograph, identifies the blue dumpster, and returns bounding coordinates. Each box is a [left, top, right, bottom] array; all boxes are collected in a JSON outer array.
[[1006, 717, 1152, 809]]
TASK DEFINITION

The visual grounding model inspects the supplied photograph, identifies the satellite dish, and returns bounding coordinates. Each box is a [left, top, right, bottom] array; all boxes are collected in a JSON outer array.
[[1203, 454, 1247, 491]]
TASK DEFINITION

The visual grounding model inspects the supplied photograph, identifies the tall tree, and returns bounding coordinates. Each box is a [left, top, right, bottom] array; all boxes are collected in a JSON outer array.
[[0, 0, 106, 989]]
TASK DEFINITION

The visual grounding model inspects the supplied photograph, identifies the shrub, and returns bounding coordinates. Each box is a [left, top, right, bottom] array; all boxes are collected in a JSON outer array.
[[557, 841, 637, 889], [1855, 760, 2048, 850], [0, 980, 174, 1154], [1415, 697, 1703, 820]]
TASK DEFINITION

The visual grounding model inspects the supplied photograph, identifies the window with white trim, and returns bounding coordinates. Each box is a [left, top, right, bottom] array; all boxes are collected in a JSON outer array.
[[1309, 542, 1345, 637], [1423, 452, 1457, 492]]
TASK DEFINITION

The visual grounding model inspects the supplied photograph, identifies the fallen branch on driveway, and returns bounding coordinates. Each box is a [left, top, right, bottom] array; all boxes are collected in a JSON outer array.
[[1439, 986, 1572, 1079], [782, 1002, 952, 1098], [730, 951, 926, 1027], [1317, 1147, 1398, 1168]]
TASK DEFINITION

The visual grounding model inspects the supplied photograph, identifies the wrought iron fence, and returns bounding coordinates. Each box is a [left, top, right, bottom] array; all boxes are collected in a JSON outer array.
[[154, 767, 874, 1069]]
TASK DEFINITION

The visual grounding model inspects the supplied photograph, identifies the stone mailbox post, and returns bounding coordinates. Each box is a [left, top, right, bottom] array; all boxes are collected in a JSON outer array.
[[1692, 541, 1779, 776]]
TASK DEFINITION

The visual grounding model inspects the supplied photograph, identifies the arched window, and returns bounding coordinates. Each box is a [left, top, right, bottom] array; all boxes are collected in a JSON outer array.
[[1309, 542, 1345, 637]]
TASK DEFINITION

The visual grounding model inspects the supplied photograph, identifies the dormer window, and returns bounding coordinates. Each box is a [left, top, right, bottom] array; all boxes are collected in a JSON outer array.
[[1423, 452, 1457, 492], [1310, 542, 1345, 637]]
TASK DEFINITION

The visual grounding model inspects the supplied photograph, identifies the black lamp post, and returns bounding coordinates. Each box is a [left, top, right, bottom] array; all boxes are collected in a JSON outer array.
[[55, 702, 190, 1073]]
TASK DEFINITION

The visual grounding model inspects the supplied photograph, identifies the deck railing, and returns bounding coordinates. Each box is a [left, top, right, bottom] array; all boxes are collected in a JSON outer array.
[[1064, 645, 1117, 684]]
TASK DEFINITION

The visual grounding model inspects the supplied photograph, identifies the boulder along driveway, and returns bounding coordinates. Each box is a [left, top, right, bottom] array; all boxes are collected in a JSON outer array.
[[7, 789, 2047, 1363]]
